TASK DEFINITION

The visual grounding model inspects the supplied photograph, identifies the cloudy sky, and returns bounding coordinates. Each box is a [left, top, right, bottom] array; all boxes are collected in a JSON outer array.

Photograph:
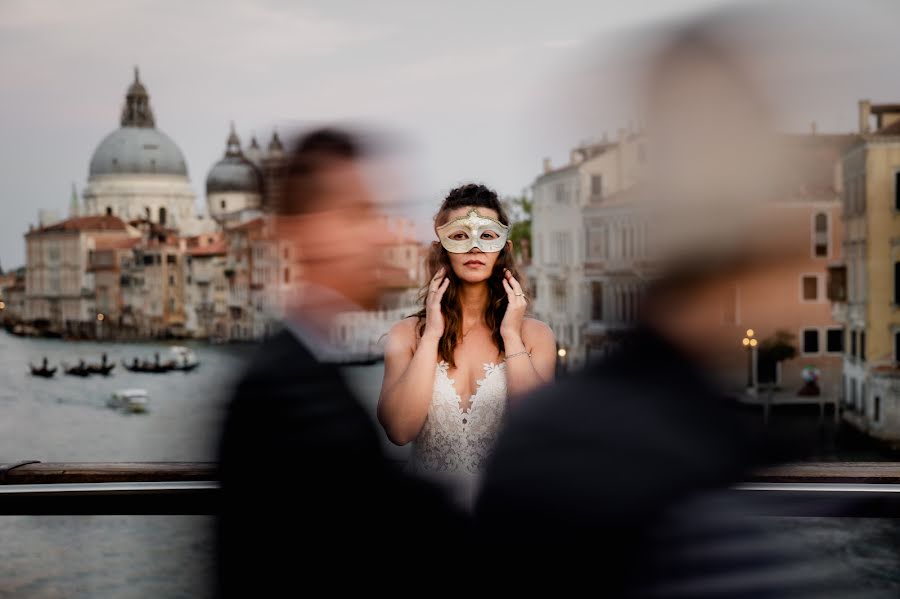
[[1, 0, 898, 267]]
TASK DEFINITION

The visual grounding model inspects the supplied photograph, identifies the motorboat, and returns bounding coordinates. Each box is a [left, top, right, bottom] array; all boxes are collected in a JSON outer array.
[[108, 388, 149, 414], [169, 346, 200, 372]]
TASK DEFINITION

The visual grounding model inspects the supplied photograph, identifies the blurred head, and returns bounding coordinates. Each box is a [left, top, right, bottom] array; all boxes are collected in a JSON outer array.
[[415, 184, 526, 366], [273, 127, 389, 310]]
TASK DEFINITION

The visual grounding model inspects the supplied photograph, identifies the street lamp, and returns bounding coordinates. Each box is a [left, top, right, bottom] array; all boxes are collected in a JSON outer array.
[[556, 346, 568, 376], [0, 300, 5, 311], [96, 313, 105, 322], [96, 312, 105, 340], [742, 329, 758, 390]]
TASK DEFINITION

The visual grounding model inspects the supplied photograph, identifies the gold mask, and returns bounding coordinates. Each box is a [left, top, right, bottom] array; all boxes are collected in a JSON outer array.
[[436, 209, 510, 254]]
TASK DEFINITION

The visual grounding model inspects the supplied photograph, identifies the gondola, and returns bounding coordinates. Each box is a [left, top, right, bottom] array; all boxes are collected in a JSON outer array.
[[62, 362, 91, 377], [121, 359, 173, 374], [29, 364, 57, 378], [86, 363, 116, 376]]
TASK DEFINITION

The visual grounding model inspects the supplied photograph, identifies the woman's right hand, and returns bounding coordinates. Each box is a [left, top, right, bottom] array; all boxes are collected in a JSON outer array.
[[423, 267, 449, 341]]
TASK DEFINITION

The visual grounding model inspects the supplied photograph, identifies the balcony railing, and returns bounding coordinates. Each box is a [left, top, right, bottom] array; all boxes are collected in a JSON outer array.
[[0, 461, 899, 516]]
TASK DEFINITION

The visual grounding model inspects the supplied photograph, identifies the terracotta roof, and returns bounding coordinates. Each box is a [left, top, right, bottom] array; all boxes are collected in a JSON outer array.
[[93, 237, 140, 250], [187, 241, 228, 256], [29, 215, 128, 235]]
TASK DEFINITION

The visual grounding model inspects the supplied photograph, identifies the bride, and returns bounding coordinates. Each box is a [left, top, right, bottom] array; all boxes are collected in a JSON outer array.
[[377, 183, 556, 509]]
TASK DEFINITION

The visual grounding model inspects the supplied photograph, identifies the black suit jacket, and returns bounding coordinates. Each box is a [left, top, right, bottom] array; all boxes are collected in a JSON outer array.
[[474, 329, 874, 597], [216, 330, 464, 596]]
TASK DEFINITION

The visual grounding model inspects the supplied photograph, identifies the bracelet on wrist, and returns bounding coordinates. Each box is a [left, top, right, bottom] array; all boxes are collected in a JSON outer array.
[[505, 350, 532, 360]]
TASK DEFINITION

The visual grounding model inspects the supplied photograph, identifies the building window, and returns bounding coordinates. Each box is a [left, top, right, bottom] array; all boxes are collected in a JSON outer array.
[[895, 262, 900, 305], [874, 396, 881, 423], [167, 254, 176, 265], [105, 206, 113, 216], [895, 171, 900, 211], [861, 331, 866, 361], [552, 232, 571, 266], [895, 331, 900, 364], [187, 275, 192, 285], [813, 212, 828, 257], [801, 328, 820, 354], [168, 275, 175, 285], [221, 200, 227, 210], [851, 379, 857, 409], [552, 280, 566, 313], [591, 281, 603, 321], [588, 228, 606, 259], [826, 328, 844, 353], [591, 175, 602, 198], [555, 183, 566, 204], [851, 330, 858, 358], [801, 275, 819, 301]]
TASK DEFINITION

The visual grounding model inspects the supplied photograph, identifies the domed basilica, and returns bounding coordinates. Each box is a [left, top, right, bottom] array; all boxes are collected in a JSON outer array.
[[83, 68, 199, 231], [82, 68, 284, 231]]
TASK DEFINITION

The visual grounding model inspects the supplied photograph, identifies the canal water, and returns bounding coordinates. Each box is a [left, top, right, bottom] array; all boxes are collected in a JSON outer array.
[[0, 331, 897, 596]]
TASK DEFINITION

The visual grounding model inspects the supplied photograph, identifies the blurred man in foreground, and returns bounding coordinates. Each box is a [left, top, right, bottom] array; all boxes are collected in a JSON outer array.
[[216, 128, 463, 597], [475, 23, 888, 597]]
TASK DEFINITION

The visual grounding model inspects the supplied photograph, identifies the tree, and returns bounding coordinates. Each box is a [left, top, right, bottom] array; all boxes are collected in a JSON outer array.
[[502, 192, 532, 253], [757, 329, 798, 385]]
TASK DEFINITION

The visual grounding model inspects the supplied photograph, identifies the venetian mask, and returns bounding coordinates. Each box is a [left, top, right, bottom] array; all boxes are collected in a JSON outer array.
[[435, 209, 509, 254]]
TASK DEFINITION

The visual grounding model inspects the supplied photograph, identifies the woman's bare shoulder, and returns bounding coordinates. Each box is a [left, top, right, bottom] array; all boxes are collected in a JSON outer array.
[[523, 317, 554, 338], [387, 316, 421, 346]]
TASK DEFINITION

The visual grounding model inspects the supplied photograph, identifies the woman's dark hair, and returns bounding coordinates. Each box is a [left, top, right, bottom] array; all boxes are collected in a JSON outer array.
[[414, 183, 528, 367]]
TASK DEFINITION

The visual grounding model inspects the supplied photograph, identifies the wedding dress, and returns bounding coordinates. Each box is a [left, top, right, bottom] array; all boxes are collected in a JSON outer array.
[[407, 360, 508, 510]]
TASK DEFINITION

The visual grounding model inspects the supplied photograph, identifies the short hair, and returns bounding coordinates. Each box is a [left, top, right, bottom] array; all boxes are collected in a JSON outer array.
[[273, 128, 365, 215]]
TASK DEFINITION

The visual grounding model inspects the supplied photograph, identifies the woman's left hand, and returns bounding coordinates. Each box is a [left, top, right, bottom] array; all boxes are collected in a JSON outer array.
[[500, 269, 527, 342]]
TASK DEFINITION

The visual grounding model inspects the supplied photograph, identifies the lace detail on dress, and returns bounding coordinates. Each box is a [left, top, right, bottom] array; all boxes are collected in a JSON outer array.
[[408, 361, 507, 478]]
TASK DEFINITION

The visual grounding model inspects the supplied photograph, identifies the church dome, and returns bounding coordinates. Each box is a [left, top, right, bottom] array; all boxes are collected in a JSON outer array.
[[206, 124, 263, 194], [88, 68, 189, 178]]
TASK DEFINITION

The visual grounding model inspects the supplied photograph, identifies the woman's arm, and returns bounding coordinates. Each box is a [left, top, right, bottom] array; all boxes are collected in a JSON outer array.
[[377, 269, 450, 446], [500, 269, 557, 398], [377, 319, 440, 445], [503, 319, 556, 398]]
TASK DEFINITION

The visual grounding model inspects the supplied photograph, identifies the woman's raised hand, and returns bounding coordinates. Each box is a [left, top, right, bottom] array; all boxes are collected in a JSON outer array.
[[423, 267, 449, 341], [500, 269, 527, 342]]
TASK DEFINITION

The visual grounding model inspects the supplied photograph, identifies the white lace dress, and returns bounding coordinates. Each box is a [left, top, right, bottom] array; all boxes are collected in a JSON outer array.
[[407, 360, 508, 510]]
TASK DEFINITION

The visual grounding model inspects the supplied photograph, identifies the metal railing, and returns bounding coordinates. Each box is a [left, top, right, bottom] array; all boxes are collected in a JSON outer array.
[[1, 461, 899, 516]]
